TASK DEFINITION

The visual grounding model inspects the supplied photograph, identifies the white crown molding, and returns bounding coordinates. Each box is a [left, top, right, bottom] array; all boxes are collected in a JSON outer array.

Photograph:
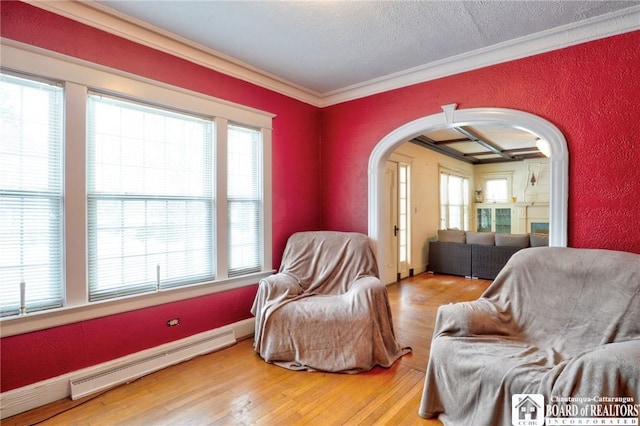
[[22, 1, 640, 108], [24, 0, 322, 106], [322, 5, 640, 106]]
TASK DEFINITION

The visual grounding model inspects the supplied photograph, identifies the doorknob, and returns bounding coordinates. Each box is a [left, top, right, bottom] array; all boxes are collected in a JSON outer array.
[[393, 225, 399, 236]]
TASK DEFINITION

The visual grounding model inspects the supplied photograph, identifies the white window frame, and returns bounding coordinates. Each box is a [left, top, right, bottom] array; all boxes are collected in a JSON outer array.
[[480, 172, 514, 203], [0, 72, 65, 317], [439, 167, 470, 231], [0, 41, 274, 337], [85, 93, 218, 301]]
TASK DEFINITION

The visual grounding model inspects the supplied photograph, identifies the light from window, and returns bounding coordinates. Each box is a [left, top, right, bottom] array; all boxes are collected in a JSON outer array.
[[227, 125, 262, 276], [440, 171, 469, 230], [398, 163, 409, 265], [87, 93, 215, 301], [0, 72, 64, 316], [485, 178, 508, 203]]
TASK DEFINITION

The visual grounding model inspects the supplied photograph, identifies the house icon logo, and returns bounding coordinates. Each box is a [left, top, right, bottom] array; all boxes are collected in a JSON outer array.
[[512, 394, 544, 426]]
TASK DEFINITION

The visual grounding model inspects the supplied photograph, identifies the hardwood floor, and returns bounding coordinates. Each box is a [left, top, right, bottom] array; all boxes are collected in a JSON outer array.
[[5, 273, 491, 426]]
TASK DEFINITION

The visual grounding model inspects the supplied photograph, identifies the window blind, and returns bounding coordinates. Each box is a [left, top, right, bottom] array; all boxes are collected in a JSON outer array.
[[0, 72, 64, 316], [87, 93, 215, 301], [440, 171, 469, 231], [227, 125, 262, 276]]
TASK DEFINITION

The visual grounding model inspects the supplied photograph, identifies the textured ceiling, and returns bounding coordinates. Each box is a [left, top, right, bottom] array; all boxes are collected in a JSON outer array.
[[94, 0, 638, 95]]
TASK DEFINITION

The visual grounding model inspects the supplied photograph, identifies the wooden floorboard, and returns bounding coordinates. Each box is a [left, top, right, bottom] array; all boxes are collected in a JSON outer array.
[[4, 273, 491, 426]]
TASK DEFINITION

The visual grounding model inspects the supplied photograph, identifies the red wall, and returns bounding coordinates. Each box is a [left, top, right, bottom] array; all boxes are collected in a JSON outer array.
[[0, 287, 257, 392], [2, 2, 639, 394], [1, 2, 321, 392], [320, 31, 640, 253]]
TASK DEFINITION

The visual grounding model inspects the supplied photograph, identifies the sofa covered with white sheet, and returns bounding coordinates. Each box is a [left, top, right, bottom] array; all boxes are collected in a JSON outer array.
[[419, 246, 640, 425]]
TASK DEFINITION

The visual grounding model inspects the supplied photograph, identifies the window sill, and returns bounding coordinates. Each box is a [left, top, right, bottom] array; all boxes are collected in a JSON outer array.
[[0, 270, 273, 338]]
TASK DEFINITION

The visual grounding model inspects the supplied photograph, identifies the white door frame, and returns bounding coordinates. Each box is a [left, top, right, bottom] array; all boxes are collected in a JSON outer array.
[[368, 104, 569, 272], [382, 161, 399, 284]]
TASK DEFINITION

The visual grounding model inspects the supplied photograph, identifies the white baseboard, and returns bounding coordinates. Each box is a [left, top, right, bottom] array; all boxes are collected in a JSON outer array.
[[0, 318, 255, 419]]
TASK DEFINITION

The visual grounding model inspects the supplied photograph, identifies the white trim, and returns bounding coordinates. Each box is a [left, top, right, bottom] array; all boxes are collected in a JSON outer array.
[[215, 118, 230, 279], [23, 0, 321, 106], [22, 1, 640, 107], [368, 106, 568, 273], [0, 272, 269, 338], [261, 128, 274, 271], [0, 318, 255, 419], [0, 40, 275, 128], [64, 82, 89, 306], [323, 6, 640, 106]]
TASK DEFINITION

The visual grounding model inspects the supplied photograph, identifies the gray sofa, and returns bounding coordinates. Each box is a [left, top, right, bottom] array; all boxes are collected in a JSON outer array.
[[427, 229, 548, 280]]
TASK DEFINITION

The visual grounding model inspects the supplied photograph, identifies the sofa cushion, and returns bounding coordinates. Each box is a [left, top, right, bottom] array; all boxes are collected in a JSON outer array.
[[530, 233, 549, 247], [438, 229, 466, 243], [495, 233, 530, 248], [465, 231, 495, 246]]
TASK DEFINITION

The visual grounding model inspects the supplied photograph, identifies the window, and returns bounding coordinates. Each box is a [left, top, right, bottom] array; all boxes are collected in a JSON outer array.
[[398, 163, 410, 267], [228, 125, 262, 276], [440, 170, 469, 230], [1, 44, 273, 332], [0, 72, 64, 316], [87, 94, 215, 301], [484, 178, 509, 203]]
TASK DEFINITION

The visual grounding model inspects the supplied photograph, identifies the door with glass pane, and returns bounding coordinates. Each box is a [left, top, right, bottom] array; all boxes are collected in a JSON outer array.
[[397, 163, 410, 280]]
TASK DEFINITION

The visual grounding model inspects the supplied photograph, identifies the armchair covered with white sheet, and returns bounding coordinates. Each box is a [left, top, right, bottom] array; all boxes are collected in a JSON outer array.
[[419, 247, 640, 426], [251, 231, 410, 373]]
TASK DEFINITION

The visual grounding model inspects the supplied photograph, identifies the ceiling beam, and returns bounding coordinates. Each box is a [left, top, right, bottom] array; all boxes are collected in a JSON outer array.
[[410, 136, 477, 164], [503, 146, 539, 153], [431, 138, 470, 145], [453, 126, 515, 161], [463, 150, 497, 157]]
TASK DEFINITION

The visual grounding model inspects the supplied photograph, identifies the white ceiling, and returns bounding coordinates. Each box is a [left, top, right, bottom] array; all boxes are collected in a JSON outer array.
[[91, 0, 638, 98]]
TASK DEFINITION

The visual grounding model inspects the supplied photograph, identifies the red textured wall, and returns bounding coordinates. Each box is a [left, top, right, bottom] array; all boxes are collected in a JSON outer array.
[[0, 287, 256, 391], [1, 2, 321, 392], [320, 31, 640, 253], [1, 2, 639, 395]]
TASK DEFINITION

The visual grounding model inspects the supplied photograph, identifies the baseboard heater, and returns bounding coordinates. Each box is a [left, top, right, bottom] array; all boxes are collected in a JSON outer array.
[[70, 329, 236, 400]]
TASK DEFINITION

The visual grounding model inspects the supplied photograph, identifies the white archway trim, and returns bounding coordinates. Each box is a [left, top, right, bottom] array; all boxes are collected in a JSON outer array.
[[368, 105, 568, 270]]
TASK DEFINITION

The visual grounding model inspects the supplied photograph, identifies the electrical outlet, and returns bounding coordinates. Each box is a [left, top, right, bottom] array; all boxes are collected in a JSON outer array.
[[166, 318, 180, 327]]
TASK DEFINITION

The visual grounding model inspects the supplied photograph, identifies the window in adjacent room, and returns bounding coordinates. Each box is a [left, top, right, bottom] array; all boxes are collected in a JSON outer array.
[[483, 176, 510, 203], [398, 163, 410, 269], [439, 169, 470, 230], [479, 171, 513, 203], [0, 72, 64, 317]]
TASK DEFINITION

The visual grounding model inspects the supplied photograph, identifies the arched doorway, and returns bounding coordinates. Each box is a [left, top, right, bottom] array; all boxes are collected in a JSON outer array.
[[368, 105, 568, 272]]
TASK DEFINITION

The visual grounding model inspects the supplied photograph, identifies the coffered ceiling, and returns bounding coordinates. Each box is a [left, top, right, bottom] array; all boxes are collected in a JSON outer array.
[[411, 124, 546, 164]]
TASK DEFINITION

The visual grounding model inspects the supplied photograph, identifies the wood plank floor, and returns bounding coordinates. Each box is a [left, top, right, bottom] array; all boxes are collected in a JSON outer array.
[[5, 273, 491, 426]]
